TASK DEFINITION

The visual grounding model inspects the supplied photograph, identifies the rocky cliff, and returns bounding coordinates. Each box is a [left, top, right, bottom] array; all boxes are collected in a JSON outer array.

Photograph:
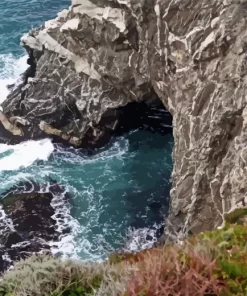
[[1, 0, 247, 237]]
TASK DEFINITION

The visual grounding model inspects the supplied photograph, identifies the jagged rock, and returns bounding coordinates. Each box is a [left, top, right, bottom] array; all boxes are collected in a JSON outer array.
[[2, 0, 247, 239], [1, 193, 58, 240], [1, 0, 157, 148], [9, 116, 30, 126]]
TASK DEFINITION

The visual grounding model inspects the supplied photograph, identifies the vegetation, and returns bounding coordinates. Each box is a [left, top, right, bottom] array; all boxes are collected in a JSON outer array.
[[2, 209, 247, 295]]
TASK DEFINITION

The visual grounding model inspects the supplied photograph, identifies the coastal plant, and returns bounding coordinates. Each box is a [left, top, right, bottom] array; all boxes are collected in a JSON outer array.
[[4, 209, 247, 295], [0, 255, 127, 296], [192, 219, 247, 295], [123, 246, 225, 296], [224, 208, 247, 224], [0, 286, 13, 296], [110, 213, 247, 295]]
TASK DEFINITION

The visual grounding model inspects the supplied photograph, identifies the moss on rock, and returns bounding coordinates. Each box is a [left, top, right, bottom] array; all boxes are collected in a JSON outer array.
[[224, 208, 247, 225]]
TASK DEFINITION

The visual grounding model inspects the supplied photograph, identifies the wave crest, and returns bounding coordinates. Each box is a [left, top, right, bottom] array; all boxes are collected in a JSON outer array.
[[0, 54, 28, 104], [0, 139, 54, 171]]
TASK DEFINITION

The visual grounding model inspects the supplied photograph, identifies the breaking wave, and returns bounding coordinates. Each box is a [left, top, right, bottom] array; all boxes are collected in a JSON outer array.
[[0, 139, 54, 171], [0, 54, 28, 104]]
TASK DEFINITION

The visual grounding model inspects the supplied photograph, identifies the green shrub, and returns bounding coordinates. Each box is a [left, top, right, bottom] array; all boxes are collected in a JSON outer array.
[[224, 208, 247, 224]]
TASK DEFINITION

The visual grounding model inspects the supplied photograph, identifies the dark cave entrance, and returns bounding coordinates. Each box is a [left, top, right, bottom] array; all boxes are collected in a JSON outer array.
[[94, 95, 174, 245], [114, 100, 173, 136], [92, 94, 173, 151]]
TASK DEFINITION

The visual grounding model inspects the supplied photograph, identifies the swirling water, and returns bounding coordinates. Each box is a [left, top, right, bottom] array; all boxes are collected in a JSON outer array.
[[0, 0, 174, 260], [0, 0, 69, 101]]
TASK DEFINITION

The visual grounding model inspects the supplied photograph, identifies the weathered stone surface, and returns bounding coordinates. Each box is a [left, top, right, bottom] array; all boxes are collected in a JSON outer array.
[[2, 0, 247, 239], [156, 0, 247, 239]]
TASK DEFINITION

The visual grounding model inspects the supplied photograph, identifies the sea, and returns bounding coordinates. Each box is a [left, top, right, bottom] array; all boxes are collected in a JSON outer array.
[[0, 0, 173, 261]]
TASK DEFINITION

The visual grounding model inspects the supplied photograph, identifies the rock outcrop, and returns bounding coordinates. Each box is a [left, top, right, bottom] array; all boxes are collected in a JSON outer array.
[[1, 0, 247, 238], [1, 0, 161, 147]]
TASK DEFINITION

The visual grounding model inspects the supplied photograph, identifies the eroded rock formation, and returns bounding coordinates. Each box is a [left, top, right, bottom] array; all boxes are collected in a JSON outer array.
[[1, 0, 247, 237]]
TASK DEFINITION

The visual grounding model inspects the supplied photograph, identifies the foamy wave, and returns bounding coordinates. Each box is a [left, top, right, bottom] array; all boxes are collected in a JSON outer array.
[[0, 54, 28, 104], [0, 172, 34, 195], [30, 180, 82, 260], [0, 139, 54, 171], [54, 135, 130, 165], [124, 223, 164, 252]]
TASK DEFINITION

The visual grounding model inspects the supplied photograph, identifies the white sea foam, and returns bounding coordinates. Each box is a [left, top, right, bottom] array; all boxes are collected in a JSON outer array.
[[54, 136, 130, 166], [124, 223, 164, 252], [0, 125, 166, 262], [46, 138, 131, 260], [0, 139, 54, 171], [33, 180, 82, 260], [0, 54, 28, 104]]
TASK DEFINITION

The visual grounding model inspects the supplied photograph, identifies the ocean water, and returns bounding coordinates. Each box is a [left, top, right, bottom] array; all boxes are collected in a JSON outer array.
[[0, 0, 174, 260], [0, 0, 70, 101]]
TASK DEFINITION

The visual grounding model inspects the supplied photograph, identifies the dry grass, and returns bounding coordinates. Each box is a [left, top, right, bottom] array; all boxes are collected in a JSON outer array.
[[0, 255, 130, 296], [124, 246, 224, 296], [1, 244, 225, 296]]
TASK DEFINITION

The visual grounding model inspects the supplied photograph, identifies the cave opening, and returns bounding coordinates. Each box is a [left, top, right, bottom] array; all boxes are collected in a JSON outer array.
[[114, 100, 173, 136], [93, 91, 173, 152], [93, 95, 174, 246]]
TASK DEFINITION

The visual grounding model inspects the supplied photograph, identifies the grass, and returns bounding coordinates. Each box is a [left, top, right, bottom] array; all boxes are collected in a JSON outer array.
[[224, 208, 247, 224], [2, 208, 247, 295], [0, 255, 129, 296]]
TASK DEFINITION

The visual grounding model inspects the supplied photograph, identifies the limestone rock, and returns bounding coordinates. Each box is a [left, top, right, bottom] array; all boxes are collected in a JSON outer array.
[[2, 0, 247, 238]]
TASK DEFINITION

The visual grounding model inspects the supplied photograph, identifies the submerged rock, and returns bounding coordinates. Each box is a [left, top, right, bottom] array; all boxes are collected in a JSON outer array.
[[1, 192, 58, 241], [0, 181, 71, 273], [0, 192, 54, 273], [2, 0, 247, 240]]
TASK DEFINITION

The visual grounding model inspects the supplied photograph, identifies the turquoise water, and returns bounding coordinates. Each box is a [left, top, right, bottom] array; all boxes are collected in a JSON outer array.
[[0, 0, 70, 55], [0, 0, 70, 100], [0, 0, 174, 260]]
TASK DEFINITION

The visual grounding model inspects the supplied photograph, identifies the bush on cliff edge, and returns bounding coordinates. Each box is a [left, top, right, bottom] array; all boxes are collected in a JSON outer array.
[[2, 208, 247, 295]]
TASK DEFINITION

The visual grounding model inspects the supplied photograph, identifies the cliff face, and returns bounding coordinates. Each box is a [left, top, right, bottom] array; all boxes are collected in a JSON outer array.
[[1, 0, 247, 236], [2, 0, 160, 147]]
